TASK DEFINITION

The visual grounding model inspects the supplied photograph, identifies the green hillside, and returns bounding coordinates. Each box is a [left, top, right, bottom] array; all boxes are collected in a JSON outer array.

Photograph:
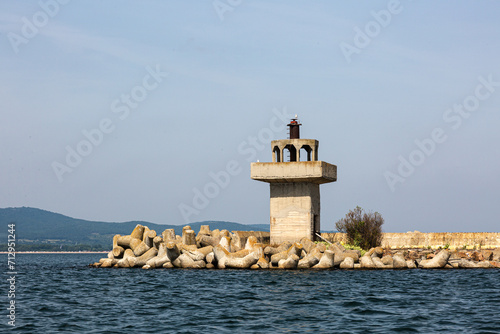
[[0, 207, 269, 250]]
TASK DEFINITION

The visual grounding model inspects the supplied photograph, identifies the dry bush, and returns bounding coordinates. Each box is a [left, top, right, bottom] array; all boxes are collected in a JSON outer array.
[[335, 206, 384, 250]]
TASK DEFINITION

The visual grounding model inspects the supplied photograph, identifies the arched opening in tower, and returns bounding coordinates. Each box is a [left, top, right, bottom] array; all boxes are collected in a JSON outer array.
[[300, 145, 312, 161], [284, 144, 297, 162], [273, 146, 281, 162]]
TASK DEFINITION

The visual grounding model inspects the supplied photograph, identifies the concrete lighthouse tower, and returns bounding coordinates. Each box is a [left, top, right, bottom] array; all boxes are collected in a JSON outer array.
[[251, 116, 337, 244]]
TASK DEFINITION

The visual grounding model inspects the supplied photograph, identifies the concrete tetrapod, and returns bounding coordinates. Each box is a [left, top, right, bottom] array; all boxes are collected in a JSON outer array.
[[153, 236, 163, 249], [339, 256, 354, 269], [131, 241, 150, 257], [100, 258, 118, 268], [456, 259, 492, 268], [381, 255, 393, 266], [491, 261, 500, 268], [406, 260, 417, 269], [106, 251, 114, 259], [142, 227, 157, 248], [166, 242, 181, 261], [312, 250, 335, 269], [231, 249, 253, 259], [130, 224, 145, 240], [199, 235, 220, 248], [264, 246, 280, 257], [245, 236, 259, 250], [265, 242, 292, 258], [366, 247, 384, 258], [112, 235, 120, 249], [205, 252, 215, 265], [476, 261, 492, 268], [372, 256, 392, 269], [278, 254, 300, 269], [162, 229, 176, 243], [146, 243, 167, 268], [213, 244, 229, 263], [333, 251, 359, 267], [270, 243, 303, 266], [219, 236, 232, 252], [116, 235, 150, 257], [492, 249, 500, 262], [172, 253, 206, 269], [360, 255, 376, 269], [297, 248, 322, 269], [147, 242, 180, 268], [299, 237, 316, 254], [224, 251, 260, 269], [196, 225, 212, 247], [212, 245, 260, 269], [112, 246, 124, 258], [182, 228, 196, 246], [328, 242, 345, 255], [117, 249, 136, 268], [393, 254, 408, 269], [419, 250, 450, 269], [185, 246, 213, 262], [256, 257, 269, 269], [198, 225, 211, 236], [93, 224, 500, 271], [129, 247, 158, 268], [116, 235, 141, 250]]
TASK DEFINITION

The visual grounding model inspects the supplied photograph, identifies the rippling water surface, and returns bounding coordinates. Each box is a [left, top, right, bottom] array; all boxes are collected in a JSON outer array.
[[2, 254, 500, 333]]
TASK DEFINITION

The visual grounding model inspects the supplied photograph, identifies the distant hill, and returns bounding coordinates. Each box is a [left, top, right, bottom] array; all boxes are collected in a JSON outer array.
[[0, 207, 269, 249]]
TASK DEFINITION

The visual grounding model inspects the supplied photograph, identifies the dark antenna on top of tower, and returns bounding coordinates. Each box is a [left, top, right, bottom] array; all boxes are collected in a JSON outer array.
[[287, 114, 301, 139]]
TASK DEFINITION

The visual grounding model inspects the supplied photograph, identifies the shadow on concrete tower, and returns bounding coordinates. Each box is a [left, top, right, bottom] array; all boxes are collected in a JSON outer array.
[[250, 116, 337, 244]]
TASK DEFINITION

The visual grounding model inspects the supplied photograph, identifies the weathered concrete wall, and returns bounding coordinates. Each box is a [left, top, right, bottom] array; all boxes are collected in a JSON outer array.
[[251, 159, 337, 247], [321, 232, 500, 249], [269, 182, 319, 244]]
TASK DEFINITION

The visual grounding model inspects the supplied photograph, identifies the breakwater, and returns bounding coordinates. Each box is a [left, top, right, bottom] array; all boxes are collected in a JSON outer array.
[[91, 224, 500, 270], [321, 231, 500, 249]]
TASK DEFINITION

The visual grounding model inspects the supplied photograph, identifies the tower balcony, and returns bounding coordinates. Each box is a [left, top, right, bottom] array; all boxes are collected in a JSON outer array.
[[251, 161, 337, 184]]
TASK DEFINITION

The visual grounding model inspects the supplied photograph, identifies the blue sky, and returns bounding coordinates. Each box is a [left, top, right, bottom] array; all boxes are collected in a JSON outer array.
[[1, 0, 499, 232]]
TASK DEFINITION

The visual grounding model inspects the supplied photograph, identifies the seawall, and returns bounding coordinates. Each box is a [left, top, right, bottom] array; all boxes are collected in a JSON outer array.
[[92, 224, 500, 270], [320, 232, 500, 249]]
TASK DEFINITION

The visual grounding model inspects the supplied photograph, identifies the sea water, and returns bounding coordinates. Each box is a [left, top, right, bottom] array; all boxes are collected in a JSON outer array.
[[1, 253, 499, 333]]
